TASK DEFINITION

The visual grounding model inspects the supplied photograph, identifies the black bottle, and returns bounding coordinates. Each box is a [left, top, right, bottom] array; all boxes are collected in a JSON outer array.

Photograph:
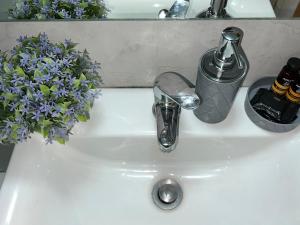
[[251, 57, 300, 123], [281, 79, 300, 123], [271, 57, 300, 96]]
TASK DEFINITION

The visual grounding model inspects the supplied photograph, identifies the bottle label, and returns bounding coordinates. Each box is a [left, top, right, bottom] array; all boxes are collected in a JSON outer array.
[[272, 79, 289, 95], [286, 87, 300, 103]]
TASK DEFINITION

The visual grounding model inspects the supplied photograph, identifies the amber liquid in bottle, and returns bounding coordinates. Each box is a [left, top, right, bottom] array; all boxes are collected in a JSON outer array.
[[271, 58, 300, 96], [286, 81, 300, 104], [281, 80, 300, 123]]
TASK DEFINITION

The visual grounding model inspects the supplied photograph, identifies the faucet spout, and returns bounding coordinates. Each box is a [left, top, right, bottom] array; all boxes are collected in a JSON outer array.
[[153, 72, 200, 153], [158, 0, 190, 19]]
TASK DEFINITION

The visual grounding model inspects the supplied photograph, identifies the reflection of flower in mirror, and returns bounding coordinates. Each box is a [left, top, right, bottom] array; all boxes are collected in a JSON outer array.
[[9, 0, 109, 20], [0, 33, 102, 144]]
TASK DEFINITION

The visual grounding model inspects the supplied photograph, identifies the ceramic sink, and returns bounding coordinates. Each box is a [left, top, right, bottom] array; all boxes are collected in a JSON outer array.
[[0, 88, 299, 225], [107, 0, 275, 19], [0, 0, 275, 20]]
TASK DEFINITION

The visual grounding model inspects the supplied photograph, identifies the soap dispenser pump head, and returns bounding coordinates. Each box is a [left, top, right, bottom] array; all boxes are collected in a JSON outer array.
[[214, 27, 244, 69]]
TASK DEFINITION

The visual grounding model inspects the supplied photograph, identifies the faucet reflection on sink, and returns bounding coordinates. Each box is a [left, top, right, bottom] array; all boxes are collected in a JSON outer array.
[[153, 72, 200, 153], [158, 0, 190, 19]]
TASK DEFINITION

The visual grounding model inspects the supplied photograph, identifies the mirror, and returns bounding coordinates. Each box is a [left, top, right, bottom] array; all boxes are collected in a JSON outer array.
[[0, 0, 299, 20]]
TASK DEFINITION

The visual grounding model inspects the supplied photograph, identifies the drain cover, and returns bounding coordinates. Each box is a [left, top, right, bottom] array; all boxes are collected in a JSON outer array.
[[152, 178, 183, 210]]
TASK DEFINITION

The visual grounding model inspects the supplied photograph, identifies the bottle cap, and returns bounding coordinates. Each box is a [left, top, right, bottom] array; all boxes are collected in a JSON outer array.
[[287, 57, 300, 73]]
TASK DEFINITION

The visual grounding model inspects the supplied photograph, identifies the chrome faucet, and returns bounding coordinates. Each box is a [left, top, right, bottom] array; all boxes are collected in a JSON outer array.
[[158, 0, 190, 19], [153, 72, 200, 153], [197, 0, 230, 18]]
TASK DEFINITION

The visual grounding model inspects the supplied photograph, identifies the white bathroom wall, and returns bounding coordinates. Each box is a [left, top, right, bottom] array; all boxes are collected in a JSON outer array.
[[0, 20, 300, 87]]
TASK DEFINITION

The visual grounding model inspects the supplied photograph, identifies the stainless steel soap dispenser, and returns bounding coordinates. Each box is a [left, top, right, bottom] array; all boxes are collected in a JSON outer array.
[[193, 27, 249, 123]]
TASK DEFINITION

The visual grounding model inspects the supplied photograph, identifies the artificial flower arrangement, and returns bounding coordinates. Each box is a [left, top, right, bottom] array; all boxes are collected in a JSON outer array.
[[9, 0, 108, 20], [0, 33, 102, 144]]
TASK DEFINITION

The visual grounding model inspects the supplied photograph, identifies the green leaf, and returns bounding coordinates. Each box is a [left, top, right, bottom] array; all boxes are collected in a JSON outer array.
[[42, 119, 52, 127], [41, 0, 49, 7], [80, 73, 87, 80], [50, 85, 58, 92], [73, 79, 80, 88], [63, 102, 71, 108], [80, 2, 89, 8], [15, 110, 21, 118], [3, 93, 15, 101], [3, 62, 11, 73], [42, 128, 49, 138], [56, 137, 66, 145], [26, 89, 33, 100], [40, 84, 50, 96], [77, 114, 88, 122], [34, 69, 43, 78], [15, 66, 25, 76], [43, 57, 54, 64], [64, 68, 72, 74], [58, 103, 66, 113], [36, 14, 47, 20]]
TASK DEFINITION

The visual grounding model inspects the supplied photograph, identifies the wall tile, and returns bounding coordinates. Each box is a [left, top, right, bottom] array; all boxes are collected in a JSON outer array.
[[0, 20, 299, 87]]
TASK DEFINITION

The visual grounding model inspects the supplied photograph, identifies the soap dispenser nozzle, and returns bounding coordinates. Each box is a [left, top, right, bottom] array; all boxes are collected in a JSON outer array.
[[214, 27, 244, 70]]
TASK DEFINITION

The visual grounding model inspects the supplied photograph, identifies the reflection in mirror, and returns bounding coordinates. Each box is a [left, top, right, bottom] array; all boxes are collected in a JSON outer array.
[[4, 0, 108, 20], [0, 0, 300, 20], [271, 0, 300, 17], [104, 0, 276, 19]]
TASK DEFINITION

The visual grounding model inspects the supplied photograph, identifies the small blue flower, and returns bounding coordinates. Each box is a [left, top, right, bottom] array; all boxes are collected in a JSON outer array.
[[39, 102, 52, 116], [9, 102, 18, 111], [75, 7, 85, 18], [33, 91, 44, 101], [20, 53, 30, 66], [32, 111, 41, 121]]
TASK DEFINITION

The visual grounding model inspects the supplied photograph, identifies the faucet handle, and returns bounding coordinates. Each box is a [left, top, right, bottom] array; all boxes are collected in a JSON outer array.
[[154, 72, 200, 110]]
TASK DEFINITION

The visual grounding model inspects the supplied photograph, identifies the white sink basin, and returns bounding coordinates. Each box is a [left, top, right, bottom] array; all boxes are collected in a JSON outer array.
[[0, 88, 299, 225], [0, 0, 275, 20], [107, 0, 275, 18]]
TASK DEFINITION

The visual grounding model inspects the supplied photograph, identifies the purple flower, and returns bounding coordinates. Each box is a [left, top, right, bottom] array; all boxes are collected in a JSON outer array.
[[39, 102, 52, 116], [43, 73, 52, 82], [33, 91, 44, 101], [20, 53, 30, 66], [0, 33, 102, 145], [17, 35, 28, 43], [65, 107, 75, 116], [11, 75, 25, 86], [32, 111, 41, 121], [53, 79, 64, 87], [10, 86, 22, 94], [9, 102, 18, 111], [17, 126, 29, 142], [25, 81, 37, 90], [21, 96, 30, 106], [52, 47, 62, 55], [34, 76, 44, 84], [75, 7, 85, 18], [59, 88, 67, 96]]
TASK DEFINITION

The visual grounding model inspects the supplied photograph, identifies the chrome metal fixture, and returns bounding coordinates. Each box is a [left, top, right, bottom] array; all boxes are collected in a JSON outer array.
[[158, 0, 190, 19], [214, 26, 245, 71], [197, 0, 230, 18], [153, 72, 200, 153], [152, 178, 183, 210]]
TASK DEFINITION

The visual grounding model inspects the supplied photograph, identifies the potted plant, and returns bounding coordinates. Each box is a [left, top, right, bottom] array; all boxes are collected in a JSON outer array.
[[9, 0, 108, 20], [0, 33, 102, 144]]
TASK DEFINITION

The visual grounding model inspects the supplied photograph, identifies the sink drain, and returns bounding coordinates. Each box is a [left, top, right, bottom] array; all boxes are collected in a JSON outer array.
[[152, 178, 183, 210]]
